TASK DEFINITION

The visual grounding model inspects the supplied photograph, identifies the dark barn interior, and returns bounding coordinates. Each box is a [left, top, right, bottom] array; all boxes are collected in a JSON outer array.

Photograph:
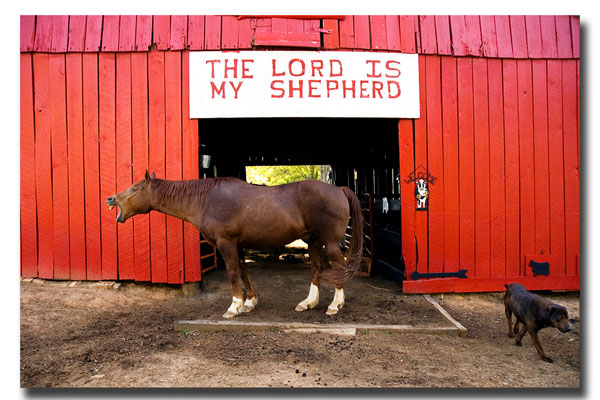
[[197, 118, 406, 281]]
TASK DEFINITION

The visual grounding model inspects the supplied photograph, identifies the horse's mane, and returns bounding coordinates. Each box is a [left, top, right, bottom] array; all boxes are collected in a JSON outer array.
[[151, 177, 234, 210]]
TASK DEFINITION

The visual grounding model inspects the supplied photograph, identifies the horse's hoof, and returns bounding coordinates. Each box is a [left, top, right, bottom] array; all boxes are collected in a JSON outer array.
[[240, 297, 258, 313], [222, 311, 238, 319], [326, 306, 339, 315], [295, 304, 308, 312]]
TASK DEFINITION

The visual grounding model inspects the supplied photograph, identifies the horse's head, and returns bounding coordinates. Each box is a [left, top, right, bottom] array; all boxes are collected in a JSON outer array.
[[106, 170, 155, 223]]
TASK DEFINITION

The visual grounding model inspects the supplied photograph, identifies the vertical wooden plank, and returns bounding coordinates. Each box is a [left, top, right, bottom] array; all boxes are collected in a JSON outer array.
[[479, 15, 499, 58], [181, 51, 201, 282], [170, 15, 188, 50], [49, 54, 70, 279], [434, 16, 452, 55], [517, 60, 535, 276], [464, 15, 483, 57], [101, 15, 120, 52], [540, 16, 558, 59], [571, 16, 580, 59], [34, 16, 52, 52], [20, 53, 38, 277], [165, 51, 185, 284], [441, 56, 459, 274], [532, 60, 550, 259], [21, 15, 36, 52], [135, 15, 153, 51], [547, 60, 565, 276], [370, 16, 386, 50], [494, 15, 513, 58], [399, 119, 416, 278], [425, 55, 444, 273], [457, 58, 475, 280], [118, 15, 137, 52], [237, 17, 254, 49], [510, 16, 528, 59], [153, 15, 171, 50], [84, 15, 103, 52], [384, 15, 401, 51], [33, 53, 54, 279], [339, 16, 355, 49], [472, 58, 491, 279], [221, 16, 240, 49], [187, 16, 205, 50], [555, 15, 573, 58], [525, 16, 543, 58], [419, 16, 437, 54], [487, 59, 506, 278], [99, 53, 118, 280], [131, 52, 151, 281], [116, 53, 135, 281], [449, 15, 469, 56], [414, 56, 428, 274], [353, 15, 370, 49], [562, 60, 579, 277], [323, 18, 340, 49], [66, 53, 87, 281], [83, 53, 102, 280], [503, 59, 521, 278], [50, 16, 69, 52], [67, 15, 87, 52], [148, 50, 168, 283], [205, 16, 222, 50], [399, 15, 416, 53]]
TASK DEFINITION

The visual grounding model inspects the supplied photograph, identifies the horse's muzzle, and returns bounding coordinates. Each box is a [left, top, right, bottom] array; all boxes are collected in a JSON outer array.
[[106, 196, 125, 223]]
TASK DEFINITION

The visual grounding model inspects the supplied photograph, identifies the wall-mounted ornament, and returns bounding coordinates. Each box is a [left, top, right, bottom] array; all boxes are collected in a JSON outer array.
[[415, 179, 429, 211]]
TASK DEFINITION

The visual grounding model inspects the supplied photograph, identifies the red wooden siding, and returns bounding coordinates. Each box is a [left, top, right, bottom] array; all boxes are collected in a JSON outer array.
[[21, 50, 203, 284], [22, 15, 580, 60], [20, 15, 579, 292], [402, 56, 580, 293]]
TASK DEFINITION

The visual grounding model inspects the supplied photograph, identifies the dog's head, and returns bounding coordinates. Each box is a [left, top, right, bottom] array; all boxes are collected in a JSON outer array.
[[546, 304, 572, 333]]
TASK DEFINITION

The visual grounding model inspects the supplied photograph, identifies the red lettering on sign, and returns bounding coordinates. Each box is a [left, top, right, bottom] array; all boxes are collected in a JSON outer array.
[[272, 59, 285, 77], [311, 60, 324, 77], [326, 80, 339, 97], [289, 80, 303, 98], [271, 80, 284, 98], [330, 60, 343, 77], [289, 59, 306, 77], [342, 80, 356, 98], [360, 80, 370, 98], [385, 60, 401, 78], [206, 60, 220, 78], [229, 81, 243, 98], [224, 59, 237, 79], [241, 60, 253, 78], [308, 80, 321, 98], [366, 60, 382, 78], [210, 81, 226, 98], [388, 81, 401, 98], [372, 81, 384, 98]]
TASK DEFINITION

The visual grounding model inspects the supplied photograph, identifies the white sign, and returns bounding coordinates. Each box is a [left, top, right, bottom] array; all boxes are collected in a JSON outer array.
[[189, 51, 420, 119]]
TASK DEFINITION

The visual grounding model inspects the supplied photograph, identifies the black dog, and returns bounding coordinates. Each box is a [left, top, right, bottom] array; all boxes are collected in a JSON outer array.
[[504, 283, 572, 363]]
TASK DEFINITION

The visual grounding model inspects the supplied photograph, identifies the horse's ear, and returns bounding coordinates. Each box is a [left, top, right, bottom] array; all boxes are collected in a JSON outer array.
[[150, 172, 156, 180], [144, 169, 150, 183]]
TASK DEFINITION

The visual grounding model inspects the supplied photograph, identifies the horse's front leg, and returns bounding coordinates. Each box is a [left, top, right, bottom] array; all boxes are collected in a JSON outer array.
[[217, 239, 244, 318]]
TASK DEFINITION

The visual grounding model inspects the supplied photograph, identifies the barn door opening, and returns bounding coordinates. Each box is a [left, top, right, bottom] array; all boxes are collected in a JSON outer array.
[[197, 118, 403, 281]]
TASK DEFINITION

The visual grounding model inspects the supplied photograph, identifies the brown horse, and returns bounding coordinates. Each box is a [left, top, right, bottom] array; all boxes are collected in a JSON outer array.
[[107, 170, 363, 318]]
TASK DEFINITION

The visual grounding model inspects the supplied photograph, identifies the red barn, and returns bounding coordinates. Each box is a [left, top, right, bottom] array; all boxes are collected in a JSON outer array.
[[20, 15, 580, 293]]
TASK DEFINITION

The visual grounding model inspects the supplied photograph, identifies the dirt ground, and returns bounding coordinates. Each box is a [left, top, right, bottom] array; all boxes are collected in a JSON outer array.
[[20, 253, 580, 389]]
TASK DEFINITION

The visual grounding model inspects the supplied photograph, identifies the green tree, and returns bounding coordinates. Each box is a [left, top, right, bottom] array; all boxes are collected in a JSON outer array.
[[246, 165, 329, 186]]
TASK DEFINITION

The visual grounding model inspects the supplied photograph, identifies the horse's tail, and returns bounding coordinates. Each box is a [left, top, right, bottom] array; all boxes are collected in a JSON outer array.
[[322, 187, 364, 287]]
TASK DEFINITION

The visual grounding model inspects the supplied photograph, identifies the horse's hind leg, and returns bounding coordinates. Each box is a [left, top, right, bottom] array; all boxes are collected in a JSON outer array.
[[238, 246, 258, 313], [217, 239, 244, 318], [295, 239, 323, 312], [324, 241, 346, 315]]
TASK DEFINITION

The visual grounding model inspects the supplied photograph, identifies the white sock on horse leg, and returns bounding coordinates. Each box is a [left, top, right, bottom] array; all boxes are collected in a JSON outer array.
[[326, 288, 345, 315], [295, 283, 319, 312], [222, 296, 244, 318]]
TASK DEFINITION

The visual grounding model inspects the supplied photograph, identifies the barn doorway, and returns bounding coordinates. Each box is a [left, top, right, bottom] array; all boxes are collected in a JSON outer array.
[[197, 118, 405, 281]]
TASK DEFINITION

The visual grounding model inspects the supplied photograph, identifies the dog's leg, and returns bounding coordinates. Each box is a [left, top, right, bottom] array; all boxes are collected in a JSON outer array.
[[530, 329, 553, 363], [505, 304, 515, 338], [514, 324, 527, 346]]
